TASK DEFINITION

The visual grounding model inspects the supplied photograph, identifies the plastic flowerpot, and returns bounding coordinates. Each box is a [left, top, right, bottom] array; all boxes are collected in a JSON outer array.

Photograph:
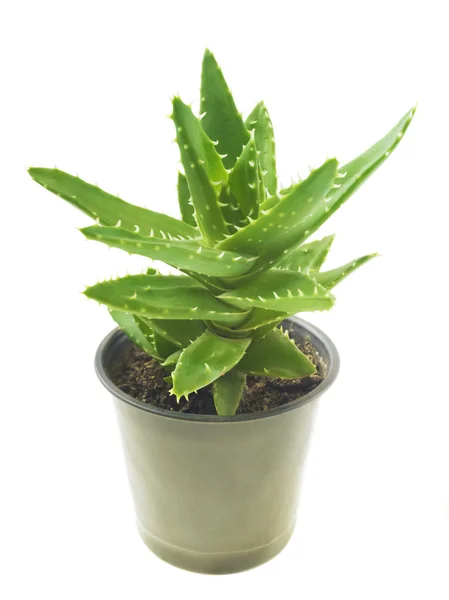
[[95, 316, 339, 574]]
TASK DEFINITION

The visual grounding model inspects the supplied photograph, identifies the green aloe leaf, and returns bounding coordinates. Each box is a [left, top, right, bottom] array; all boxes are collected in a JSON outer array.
[[238, 327, 316, 378], [217, 185, 249, 232], [316, 253, 378, 289], [236, 307, 287, 342], [172, 97, 228, 244], [220, 269, 335, 312], [224, 107, 414, 279], [200, 49, 250, 169], [150, 319, 206, 348], [245, 102, 277, 195], [181, 271, 226, 294], [171, 331, 251, 399], [162, 350, 182, 367], [153, 330, 178, 359], [109, 309, 161, 359], [28, 168, 198, 240], [261, 177, 306, 211], [228, 135, 262, 218], [81, 225, 257, 277], [276, 235, 335, 272], [265, 107, 415, 257], [84, 274, 248, 325], [177, 172, 196, 227], [172, 97, 228, 186], [259, 192, 280, 212], [324, 107, 416, 222], [251, 322, 282, 342], [212, 369, 246, 416], [208, 307, 286, 342], [203, 320, 253, 339], [262, 106, 415, 219], [237, 308, 287, 332], [217, 159, 338, 272]]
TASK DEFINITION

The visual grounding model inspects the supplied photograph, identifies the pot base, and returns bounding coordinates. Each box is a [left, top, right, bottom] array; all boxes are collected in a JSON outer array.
[[137, 520, 295, 575]]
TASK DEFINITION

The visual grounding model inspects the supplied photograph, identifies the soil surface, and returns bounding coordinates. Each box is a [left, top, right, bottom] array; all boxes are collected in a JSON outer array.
[[112, 331, 325, 415]]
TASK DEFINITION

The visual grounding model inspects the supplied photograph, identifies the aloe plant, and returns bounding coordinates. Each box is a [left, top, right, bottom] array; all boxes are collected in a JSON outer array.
[[28, 49, 414, 415]]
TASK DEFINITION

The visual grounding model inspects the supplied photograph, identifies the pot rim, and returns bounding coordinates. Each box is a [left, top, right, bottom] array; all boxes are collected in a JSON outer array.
[[95, 316, 340, 423]]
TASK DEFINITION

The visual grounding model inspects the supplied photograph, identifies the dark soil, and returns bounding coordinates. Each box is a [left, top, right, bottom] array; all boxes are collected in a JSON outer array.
[[112, 330, 325, 415]]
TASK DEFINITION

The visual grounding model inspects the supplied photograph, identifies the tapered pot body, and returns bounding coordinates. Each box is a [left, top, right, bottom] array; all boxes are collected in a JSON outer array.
[[95, 317, 339, 574]]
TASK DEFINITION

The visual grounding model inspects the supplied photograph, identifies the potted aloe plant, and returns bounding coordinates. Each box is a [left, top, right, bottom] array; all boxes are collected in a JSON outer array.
[[29, 49, 414, 574]]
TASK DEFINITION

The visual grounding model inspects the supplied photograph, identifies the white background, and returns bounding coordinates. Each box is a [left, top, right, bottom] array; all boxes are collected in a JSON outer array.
[[1, 1, 448, 598]]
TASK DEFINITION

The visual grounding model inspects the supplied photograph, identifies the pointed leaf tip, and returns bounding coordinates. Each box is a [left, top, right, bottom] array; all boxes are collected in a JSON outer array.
[[28, 168, 198, 240], [200, 51, 250, 169], [213, 370, 246, 416], [316, 253, 378, 289], [203, 48, 215, 61], [172, 97, 229, 243], [277, 235, 336, 272], [245, 102, 277, 195]]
